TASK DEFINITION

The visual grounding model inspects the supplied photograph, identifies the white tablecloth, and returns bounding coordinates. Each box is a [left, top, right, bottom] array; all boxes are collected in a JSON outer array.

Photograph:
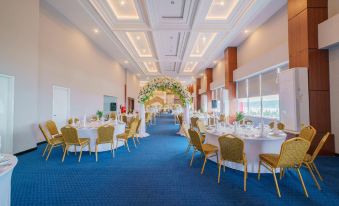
[[205, 126, 286, 173], [68, 122, 126, 152], [0, 154, 18, 206]]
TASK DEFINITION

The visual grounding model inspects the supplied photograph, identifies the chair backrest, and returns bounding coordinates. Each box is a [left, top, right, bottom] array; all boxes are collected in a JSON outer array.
[[300, 125, 316, 142], [61, 126, 80, 144], [188, 128, 203, 152], [136, 118, 141, 133], [97, 125, 114, 143], [277, 137, 310, 167], [219, 114, 225, 122], [310, 132, 330, 162], [277, 122, 285, 130], [190, 117, 199, 128], [177, 114, 183, 125], [46, 120, 59, 136], [269, 122, 274, 129], [196, 119, 206, 134], [128, 117, 135, 127], [39, 124, 52, 144], [182, 124, 191, 142], [121, 115, 128, 124], [110, 112, 116, 120], [68, 118, 79, 125], [208, 117, 216, 126], [127, 119, 138, 137], [218, 134, 245, 163]]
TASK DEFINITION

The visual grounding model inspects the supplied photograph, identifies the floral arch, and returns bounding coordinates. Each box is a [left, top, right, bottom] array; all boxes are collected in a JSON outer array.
[[137, 77, 191, 137], [138, 77, 191, 106]]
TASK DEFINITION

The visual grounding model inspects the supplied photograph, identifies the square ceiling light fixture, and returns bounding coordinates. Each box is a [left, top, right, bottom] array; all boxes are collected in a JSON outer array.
[[126, 32, 153, 57], [107, 0, 139, 20], [190, 32, 216, 57], [183, 62, 198, 72], [143, 62, 158, 73], [205, 0, 238, 20]]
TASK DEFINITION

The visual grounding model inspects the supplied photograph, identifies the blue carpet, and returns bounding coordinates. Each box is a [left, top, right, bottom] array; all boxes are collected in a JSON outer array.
[[12, 115, 339, 206]]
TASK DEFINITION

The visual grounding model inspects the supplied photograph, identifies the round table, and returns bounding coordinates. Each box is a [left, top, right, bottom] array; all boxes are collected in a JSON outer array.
[[68, 122, 126, 152], [205, 126, 286, 173], [0, 154, 18, 206]]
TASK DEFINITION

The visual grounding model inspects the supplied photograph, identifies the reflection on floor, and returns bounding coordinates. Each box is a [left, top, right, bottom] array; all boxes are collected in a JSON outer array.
[[12, 115, 339, 206]]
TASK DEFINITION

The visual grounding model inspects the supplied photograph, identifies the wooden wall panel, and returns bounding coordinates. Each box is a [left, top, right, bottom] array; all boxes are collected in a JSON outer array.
[[196, 78, 201, 111], [205, 68, 213, 112], [224, 47, 237, 116]]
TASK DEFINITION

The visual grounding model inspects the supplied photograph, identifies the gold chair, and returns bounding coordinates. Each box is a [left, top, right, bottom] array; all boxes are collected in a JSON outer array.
[[121, 115, 128, 125], [95, 125, 115, 162], [110, 112, 117, 120], [145, 112, 151, 126], [269, 121, 275, 129], [39, 124, 64, 160], [190, 117, 199, 128], [196, 120, 206, 142], [218, 135, 247, 191], [61, 126, 91, 162], [182, 124, 193, 154], [116, 119, 138, 152], [68, 118, 79, 125], [277, 122, 285, 130], [258, 138, 310, 198], [299, 125, 317, 142], [303, 132, 330, 190], [188, 128, 218, 174], [219, 114, 226, 123], [135, 118, 141, 144], [46, 120, 62, 138]]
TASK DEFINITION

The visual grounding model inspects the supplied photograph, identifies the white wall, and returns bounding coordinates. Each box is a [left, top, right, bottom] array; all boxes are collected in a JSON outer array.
[[39, 2, 126, 130], [126, 70, 140, 111], [234, 5, 288, 81], [0, 0, 39, 154], [328, 1, 339, 153]]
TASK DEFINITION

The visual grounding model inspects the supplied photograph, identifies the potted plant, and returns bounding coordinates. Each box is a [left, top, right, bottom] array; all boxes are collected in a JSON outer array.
[[96, 110, 103, 120], [236, 112, 245, 123]]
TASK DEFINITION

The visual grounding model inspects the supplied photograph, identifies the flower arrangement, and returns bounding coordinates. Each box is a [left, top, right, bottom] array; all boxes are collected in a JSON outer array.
[[138, 77, 192, 106], [235, 112, 245, 122], [96, 110, 103, 119]]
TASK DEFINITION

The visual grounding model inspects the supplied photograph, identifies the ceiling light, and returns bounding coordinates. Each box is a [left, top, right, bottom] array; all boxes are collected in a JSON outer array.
[[124, 60, 129, 64], [142, 49, 146, 53], [93, 28, 99, 34], [136, 36, 140, 40], [244, 30, 250, 34], [137, 73, 140, 76], [120, 0, 125, 6], [220, 1, 225, 6], [202, 36, 207, 43], [213, 61, 217, 64], [200, 73, 204, 76]]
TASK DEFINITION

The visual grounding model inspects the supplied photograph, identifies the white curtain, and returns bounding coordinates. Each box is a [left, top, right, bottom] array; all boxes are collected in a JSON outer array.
[[139, 103, 149, 137]]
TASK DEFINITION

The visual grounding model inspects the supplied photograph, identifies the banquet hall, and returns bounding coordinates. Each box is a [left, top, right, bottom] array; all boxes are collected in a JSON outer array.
[[1, 0, 339, 205]]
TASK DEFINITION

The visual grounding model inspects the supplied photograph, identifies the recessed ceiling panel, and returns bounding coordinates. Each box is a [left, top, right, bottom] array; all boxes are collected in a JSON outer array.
[[183, 62, 198, 72], [107, 0, 139, 20], [190, 32, 217, 57], [143, 62, 158, 73], [126, 32, 153, 57], [158, 0, 185, 18], [205, 0, 238, 20]]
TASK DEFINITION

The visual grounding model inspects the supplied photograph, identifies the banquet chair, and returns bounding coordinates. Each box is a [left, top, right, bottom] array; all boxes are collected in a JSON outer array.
[[196, 120, 206, 142], [121, 115, 128, 125], [135, 118, 141, 144], [188, 128, 218, 174], [61, 126, 91, 162], [299, 125, 317, 143], [39, 124, 64, 161], [46, 120, 62, 138], [68, 118, 79, 125], [269, 121, 275, 129], [110, 112, 117, 120], [116, 119, 138, 152], [190, 117, 199, 129], [258, 138, 310, 198], [219, 114, 226, 123], [218, 135, 247, 192], [95, 125, 115, 162], [182, 124, 193, 154], [303, 132, 330, 190], [145, 112, 151, 126], [277, 122, 285, 130]]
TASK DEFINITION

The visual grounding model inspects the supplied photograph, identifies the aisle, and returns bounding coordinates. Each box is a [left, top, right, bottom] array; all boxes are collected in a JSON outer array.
[[11, 115, 339, 206]]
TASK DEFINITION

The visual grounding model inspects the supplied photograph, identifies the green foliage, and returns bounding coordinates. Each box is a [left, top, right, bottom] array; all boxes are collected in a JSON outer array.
[[96, 110, 103, 119], [236, 112, 245, 122]]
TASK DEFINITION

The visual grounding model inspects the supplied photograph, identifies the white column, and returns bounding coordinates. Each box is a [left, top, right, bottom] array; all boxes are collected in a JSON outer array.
[[184, 103, 190, 125], [139, 103, 149, 137]]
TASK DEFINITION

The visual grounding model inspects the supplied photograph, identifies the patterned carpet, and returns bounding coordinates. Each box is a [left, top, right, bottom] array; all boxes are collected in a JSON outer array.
[[12, 115, 339, 206]]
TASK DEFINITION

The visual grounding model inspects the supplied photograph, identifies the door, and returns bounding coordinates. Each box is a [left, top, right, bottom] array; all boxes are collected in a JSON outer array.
[[52, 86, 70, 128], [0, 74, 14, 154]]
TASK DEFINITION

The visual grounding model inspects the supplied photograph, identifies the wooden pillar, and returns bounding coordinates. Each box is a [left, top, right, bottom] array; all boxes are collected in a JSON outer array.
[[205, 68, 213, 112], [224, 47, 237, 117], [196, 78, 201, 111], [288, 0, 334, 154]]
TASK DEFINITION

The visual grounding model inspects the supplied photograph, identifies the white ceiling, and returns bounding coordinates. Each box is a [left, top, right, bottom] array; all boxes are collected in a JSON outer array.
[[45, 0, 286, 83]]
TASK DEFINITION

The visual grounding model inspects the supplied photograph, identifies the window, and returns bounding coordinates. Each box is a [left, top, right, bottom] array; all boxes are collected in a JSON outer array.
[[248, 97, 261, 117], [237, 98, 248, 114], [262, 95, 279, 119]]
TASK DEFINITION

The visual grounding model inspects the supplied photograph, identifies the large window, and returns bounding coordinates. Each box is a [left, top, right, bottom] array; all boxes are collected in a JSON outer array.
[[236, 66, 287, 122]]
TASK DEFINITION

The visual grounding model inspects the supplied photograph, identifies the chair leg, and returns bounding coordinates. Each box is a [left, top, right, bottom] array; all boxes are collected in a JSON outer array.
[[42, 144, 49, 157], [305, 163, 321, 190], [223, 162, 226, 173], [218, 160, 222, 184], [190, 150, 196, 167], [74, 145, 77, 155], [312, 162, 323, 181], [280, 168, 284, 180], [201, 156, 207, 174], [132, 137, 137, 148], [95, 144, 98, 162], [296, 168, 309, 198], [88, 143, 91, 155], [62, 145, 69, 162], [136, 135, 140, 144], [46, 145, 54, 160], [111, 141, 115, 158], [125, 140, 130, 152], [272, 169, 281, 198], [78, 146, 83, 162], [185, 144, 191, 154], [258, 161, 261, 180], [244, 164, 247, 192]]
